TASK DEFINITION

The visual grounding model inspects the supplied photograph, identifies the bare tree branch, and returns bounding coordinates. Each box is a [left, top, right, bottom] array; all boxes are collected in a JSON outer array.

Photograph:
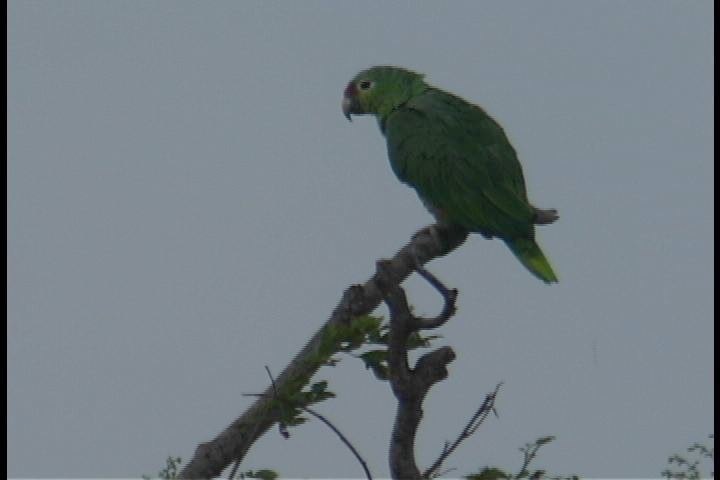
[[178, 224, 468, 479]]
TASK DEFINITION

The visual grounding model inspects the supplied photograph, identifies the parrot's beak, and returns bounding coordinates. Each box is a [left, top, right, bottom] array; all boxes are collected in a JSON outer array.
[[341, 97, 353, 122]]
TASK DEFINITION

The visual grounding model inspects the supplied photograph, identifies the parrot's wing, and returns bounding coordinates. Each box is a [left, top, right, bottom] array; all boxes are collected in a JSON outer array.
[[384, 90, 535, 238]]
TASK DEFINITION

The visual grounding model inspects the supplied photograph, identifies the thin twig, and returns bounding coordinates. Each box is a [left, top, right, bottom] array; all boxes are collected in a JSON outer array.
[[262, 367, 372, 480], [300, 406, 373, 480], [265, 366, 289, 439], [413, 259, 452, 297], [424, 382, 503, 478], [227, 459, 241, 480], [434, 467, 458, 478], [412, 261, 458, 330], [518, 437, 546, 478]]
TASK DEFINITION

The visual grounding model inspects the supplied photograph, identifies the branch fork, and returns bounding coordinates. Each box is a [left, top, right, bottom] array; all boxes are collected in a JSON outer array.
[[375, 256, 459, 479]]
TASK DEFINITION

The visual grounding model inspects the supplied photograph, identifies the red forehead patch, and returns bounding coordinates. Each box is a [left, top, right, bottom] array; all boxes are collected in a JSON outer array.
[[344, 82, 357, 97]]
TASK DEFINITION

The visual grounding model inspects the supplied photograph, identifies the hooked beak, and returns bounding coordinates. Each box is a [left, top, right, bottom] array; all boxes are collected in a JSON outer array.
[[342, 96, 353, 122]]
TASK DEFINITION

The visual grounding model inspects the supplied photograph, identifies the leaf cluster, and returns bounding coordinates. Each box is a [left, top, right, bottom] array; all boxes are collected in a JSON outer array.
[[662, 434, 714, 480], [269, 380, 335, 433], [320, 313, 440, 380]]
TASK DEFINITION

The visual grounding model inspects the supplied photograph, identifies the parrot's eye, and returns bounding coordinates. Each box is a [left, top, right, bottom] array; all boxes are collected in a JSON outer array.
[[358, 80, 373, 90]]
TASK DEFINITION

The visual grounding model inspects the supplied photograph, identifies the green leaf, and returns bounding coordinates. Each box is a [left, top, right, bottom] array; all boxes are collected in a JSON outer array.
[[310, 381, 328, 394], [536, 435, 556, 446], [242, 469, 279, 480], [357, 349, 389, 380]]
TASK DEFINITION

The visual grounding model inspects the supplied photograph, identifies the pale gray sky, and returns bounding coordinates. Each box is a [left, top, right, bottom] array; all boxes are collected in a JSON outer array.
[[8, 1, 713, 478]]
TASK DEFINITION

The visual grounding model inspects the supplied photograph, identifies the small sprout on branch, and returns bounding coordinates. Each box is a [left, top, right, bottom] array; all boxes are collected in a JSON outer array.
[[662, 434, 714, 480], [142, 456, 183, 480]]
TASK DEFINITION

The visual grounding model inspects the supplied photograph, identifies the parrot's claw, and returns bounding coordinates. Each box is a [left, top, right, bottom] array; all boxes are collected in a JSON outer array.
[[412, 224, 444, 253]]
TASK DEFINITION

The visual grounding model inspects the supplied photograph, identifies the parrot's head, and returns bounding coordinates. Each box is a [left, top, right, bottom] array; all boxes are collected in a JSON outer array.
[[342, 66, 427, 121]]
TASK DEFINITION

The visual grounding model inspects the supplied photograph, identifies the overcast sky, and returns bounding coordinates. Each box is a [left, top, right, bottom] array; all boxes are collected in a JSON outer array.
[[8, 1, 713, 478]]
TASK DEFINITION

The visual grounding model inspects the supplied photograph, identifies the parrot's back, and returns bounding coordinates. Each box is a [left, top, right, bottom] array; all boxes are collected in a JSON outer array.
[[382, 88, 558, 283]]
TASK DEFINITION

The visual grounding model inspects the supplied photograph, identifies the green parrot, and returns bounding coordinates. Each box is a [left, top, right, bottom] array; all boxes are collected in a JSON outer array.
[[342, 66, 558, 283]]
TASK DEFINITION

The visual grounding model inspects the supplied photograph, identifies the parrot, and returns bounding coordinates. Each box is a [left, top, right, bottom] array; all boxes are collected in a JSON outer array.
[[341, 66, 558, 283]]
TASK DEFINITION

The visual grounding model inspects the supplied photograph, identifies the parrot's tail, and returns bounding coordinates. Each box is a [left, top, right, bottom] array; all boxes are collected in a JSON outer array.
[[504, 236, 558, 284]]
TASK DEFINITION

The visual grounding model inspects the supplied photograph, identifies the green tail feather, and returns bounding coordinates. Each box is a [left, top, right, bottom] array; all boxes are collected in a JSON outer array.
[[504, 237, 558, 284]]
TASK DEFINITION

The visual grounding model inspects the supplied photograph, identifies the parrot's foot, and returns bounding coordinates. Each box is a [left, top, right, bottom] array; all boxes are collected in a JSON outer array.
[[410, 225, 443, 273], [533, 207, 559, 225], [412, 224, 444, 250], [412, 223, 465, 255]]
